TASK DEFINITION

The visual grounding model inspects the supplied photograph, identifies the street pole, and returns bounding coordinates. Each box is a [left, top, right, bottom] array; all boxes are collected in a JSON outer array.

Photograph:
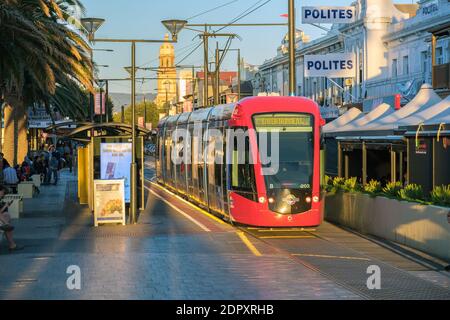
[[144, 95, 147, 126], [105, 80, 109, 122], [90, 49, 95, 122], [130, 41, 137, 224], [99, 86, 103, 124], [237, 48, 241, 101], [121, 105, 125, 123], [166, 90, 168, 115], [288, 0, 296, 96], [203, 26, 209, 107], [215, 42, 220, 104]]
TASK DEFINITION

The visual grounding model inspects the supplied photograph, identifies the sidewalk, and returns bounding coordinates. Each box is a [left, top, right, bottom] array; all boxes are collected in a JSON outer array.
[[0, 169, 76, 250]]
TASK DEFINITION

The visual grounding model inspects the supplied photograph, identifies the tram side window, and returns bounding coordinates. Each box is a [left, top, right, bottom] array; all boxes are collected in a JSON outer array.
[[231, 133, 256, 201]]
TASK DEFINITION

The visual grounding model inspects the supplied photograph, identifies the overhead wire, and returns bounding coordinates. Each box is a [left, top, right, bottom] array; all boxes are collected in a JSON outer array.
[[186, 0, 241, 21]]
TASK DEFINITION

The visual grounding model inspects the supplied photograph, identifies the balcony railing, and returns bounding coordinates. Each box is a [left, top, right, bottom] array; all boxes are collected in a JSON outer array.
[[433, 63, 450, 89]]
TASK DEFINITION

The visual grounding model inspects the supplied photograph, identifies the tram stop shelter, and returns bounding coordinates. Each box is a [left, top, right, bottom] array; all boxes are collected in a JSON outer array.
[[45, 122, 149, 216], [402, 100, 450, 193], [323, 84, 449, 188]]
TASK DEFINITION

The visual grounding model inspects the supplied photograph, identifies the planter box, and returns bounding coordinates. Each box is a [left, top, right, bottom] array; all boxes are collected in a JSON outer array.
[[325, 192, 450, 262]]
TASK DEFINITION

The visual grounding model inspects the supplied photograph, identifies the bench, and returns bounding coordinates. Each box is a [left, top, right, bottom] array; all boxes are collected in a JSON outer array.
[[31, 174, 42, 188], [3, 184, 18, 194], [17, 182, 35, 198], [3, 194, 23, 219]]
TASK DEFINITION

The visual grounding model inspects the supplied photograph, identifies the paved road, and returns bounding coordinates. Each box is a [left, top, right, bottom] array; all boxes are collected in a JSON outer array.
[[0, 160, 449, 300]]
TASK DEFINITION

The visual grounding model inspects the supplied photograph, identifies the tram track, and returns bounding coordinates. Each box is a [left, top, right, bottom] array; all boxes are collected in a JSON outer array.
[[143, 176, 450, 299]]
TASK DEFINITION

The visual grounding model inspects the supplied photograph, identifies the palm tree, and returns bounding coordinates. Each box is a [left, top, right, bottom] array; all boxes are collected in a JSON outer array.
[[0, 0, 93, 165]]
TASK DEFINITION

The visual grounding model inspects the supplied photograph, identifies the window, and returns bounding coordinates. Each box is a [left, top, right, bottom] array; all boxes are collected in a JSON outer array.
[[253, 113, 314, 191], [436, 47, 443, 65], [392, 59, 398, 77], [231, 129, 256, 201], [421, 51, 428, 73], [402, 55, 409, 75]]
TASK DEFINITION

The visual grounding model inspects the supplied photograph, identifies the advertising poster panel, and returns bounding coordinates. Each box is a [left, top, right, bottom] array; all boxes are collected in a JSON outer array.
[[94, 179, 126, 227], [100, 143, 132, 203], [95, 92, 106, 115]]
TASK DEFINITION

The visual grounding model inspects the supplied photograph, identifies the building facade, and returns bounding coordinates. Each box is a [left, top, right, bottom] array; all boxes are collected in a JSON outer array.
[[253, 0, 450, 116]]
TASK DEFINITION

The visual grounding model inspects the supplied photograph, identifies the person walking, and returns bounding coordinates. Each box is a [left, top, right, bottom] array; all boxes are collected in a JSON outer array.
[[49, 152, 59, 185]]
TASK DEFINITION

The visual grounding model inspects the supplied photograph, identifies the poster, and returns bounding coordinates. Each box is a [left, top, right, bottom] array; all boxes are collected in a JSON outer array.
[[94, 179, 126, 227], [95, 92, 106, 115], [100, 143, 132, 203]]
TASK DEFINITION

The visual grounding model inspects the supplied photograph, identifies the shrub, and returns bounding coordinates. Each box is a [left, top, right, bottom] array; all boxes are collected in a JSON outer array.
[[382, 181, 403, 197], [398, 184, 424, 202], [364, 180, 382, 195], [332, 177, 345, 189], [343, 177, 359, 192], [430, 185, 450, 207]]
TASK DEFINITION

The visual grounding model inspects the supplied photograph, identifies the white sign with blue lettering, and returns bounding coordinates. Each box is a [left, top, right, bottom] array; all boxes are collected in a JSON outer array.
[[304, 53, 356, 78], [302, 6, 355, 24]]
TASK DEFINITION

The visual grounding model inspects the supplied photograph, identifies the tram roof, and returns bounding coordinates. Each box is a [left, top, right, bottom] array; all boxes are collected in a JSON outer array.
[[158, 103, 236, 128]]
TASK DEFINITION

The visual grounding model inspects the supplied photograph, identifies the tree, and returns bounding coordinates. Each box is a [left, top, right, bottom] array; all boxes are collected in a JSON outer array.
[[113, 100, 160, 130], [0, 0, 93, 165]]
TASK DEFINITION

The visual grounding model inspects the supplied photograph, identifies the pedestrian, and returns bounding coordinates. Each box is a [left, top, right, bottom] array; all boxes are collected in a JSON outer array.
[[43, 151, 50, 185], [3, 163, 19, 191], [49, 153, 59, 185], [0, 186, 24, 252]]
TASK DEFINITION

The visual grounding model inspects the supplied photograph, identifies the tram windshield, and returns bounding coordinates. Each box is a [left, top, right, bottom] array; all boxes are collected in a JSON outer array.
[[253, 113, 314, 190]]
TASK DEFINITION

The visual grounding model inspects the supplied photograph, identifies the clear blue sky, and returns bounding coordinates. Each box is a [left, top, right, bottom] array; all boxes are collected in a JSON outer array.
[[82, 0, 416, 94]]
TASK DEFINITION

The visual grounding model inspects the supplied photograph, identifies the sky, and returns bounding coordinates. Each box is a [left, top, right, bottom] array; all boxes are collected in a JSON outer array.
[[81, 0, 416, 94]]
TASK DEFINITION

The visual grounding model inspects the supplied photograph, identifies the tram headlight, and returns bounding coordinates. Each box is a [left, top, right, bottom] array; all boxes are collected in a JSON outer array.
[[259, 196, 266, 204], [313, 196, 319, 203], [305, 197, 312, 204], [268, 197, 275, 204]]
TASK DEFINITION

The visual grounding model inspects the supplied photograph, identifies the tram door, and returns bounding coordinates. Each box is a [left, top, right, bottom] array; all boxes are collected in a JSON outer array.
[[206, 122, 225, 214], [191, 122, 202, 202], [165, 128, 173, 187], [197, 122, 207, 206]]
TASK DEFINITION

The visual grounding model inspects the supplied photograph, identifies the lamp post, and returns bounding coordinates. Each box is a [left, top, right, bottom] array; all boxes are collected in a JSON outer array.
[[81, 18, 105, 122], [164, 80, 170, 115], [288, 0, 296, 96], [81, 17, 185, 225], [97, 80, 106, 124]]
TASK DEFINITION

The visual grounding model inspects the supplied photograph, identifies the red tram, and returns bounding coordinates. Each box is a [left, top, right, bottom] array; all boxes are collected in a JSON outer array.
[[156, 96, 324, 227]]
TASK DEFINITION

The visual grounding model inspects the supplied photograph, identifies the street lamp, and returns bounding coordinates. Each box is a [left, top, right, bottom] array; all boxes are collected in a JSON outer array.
[[81, 17, 181, 225], [80, 18, 105, 41], [161, 19, 188, 41]]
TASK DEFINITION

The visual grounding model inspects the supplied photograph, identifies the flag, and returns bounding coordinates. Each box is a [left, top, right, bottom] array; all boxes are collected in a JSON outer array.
[[280, 14, 288, 18]]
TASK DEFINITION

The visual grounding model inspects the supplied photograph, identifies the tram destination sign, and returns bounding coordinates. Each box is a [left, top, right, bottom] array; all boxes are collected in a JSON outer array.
[[304, 53, 356, 78], [302, 6, 356, 24], [254, 114, 312, 131]]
